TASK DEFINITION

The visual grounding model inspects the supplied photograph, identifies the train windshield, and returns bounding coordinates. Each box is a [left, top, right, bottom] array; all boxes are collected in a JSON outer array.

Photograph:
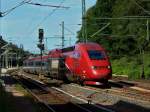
[[88, 50, 106, 60]]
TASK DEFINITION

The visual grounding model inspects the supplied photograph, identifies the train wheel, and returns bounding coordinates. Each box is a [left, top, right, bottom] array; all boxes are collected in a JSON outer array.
[[77, 76, 85, 86], [63, 74, 70, 84], [80, 81, 85, 86], [103, 79, 110, 88]]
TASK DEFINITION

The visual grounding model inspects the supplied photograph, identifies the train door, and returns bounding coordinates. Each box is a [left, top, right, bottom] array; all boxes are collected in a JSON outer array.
[[47, 58, 58, 78], [48, 58, 67, 80], [47, 58, 51, 76], [51, 59, 59, 79], [58, 58, 67, 80]]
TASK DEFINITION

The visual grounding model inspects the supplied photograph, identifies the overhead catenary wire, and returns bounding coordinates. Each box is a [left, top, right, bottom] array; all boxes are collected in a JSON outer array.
[[90, 23, 111, 38], [64, 26, 75, 35], [27, 0, 67, 36], [0, 0, 69, 17], [1, 0, 32, 17], [132, 0, 150, 15], [59, 24, 75, 35], [88, 16, 150, 21]]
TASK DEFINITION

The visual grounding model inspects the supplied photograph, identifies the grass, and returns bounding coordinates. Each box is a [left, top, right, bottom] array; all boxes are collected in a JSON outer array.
[[14, 84, 28, 95], [111, 53, 150, 79]]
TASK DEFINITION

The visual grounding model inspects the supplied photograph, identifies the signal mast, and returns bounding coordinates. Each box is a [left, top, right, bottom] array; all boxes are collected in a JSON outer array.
[[82, 0, 87, 43]]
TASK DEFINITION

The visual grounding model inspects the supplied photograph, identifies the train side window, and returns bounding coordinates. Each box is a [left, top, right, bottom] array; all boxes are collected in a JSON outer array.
[[35, 62, 37, 66], [31, 62, 33, 66]]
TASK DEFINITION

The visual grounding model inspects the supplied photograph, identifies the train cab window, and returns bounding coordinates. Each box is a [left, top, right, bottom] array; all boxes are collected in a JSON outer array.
[[35, 61, 41, 66], [87, 50, 106, 60]]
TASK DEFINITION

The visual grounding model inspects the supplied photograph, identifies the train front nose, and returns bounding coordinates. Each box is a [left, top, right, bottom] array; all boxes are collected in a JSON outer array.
[[90, 66, 112, 79]]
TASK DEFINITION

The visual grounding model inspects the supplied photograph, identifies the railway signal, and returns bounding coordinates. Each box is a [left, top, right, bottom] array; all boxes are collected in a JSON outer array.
[[37, 28, 44, 80], [37, 43, 44, 50], [37, 29, 44, 51], [39, 29, 44, 43]]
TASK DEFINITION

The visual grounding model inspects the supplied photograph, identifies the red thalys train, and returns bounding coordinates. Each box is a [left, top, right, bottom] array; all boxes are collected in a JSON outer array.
[[23, 42, 112, 85]]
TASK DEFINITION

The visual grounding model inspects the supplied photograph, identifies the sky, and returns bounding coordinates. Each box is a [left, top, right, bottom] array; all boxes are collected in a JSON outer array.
[[0, 0, 96, 53]]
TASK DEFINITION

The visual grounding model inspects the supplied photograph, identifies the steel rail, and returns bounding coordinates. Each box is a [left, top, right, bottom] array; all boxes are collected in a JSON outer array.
[[14, 76, 56, 112], [70, 84, 150, 103], [14, 75, 104, 112]]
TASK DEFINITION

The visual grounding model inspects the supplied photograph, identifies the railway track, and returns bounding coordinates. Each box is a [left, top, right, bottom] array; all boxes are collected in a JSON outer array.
[[19, 71, 150, 102], [70, 82, 150, 103], [18, 71, 150, 101], [61, 83, 150, 112], [13, 75, 114, 112], [11, 71, 150, 112], [109, 79, 150, 92], [108, 80, 150, 101], [109, 80, 136, 88]]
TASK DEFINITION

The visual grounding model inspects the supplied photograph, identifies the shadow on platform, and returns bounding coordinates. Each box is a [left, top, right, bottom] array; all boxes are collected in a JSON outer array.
[[0, 75, 17, 85]]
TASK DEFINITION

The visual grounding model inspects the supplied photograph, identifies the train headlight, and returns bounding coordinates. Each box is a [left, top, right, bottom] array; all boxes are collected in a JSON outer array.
[[107, 66, 111, 69], [91, 66, 99, 69], [83, 70, 86, 73], [91, 66, 96, 69]]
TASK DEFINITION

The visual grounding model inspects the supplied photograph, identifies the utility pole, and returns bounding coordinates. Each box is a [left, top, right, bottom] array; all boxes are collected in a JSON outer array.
[[147, 19, 149, 41], [141, 19, 149, 79], [82, 0, 87, 43], [69, 36, 71, 46], [62, 21, 65, 48], [45, 37, 48, 53]]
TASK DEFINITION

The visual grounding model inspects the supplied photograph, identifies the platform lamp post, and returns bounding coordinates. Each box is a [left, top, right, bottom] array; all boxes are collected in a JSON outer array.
[[37, 29, 44, 80], [0, 48, 1, 75]]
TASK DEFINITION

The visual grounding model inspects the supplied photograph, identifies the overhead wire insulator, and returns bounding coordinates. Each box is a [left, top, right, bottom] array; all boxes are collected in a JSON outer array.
[[0, 12, 3, 17]]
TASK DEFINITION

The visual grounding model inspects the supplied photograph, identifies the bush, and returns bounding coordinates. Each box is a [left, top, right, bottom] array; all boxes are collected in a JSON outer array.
[[111, 53, 150, 79]]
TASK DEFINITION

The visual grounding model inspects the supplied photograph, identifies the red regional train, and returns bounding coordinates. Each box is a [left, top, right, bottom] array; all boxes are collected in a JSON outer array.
[[23, 42, 112, 85]]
